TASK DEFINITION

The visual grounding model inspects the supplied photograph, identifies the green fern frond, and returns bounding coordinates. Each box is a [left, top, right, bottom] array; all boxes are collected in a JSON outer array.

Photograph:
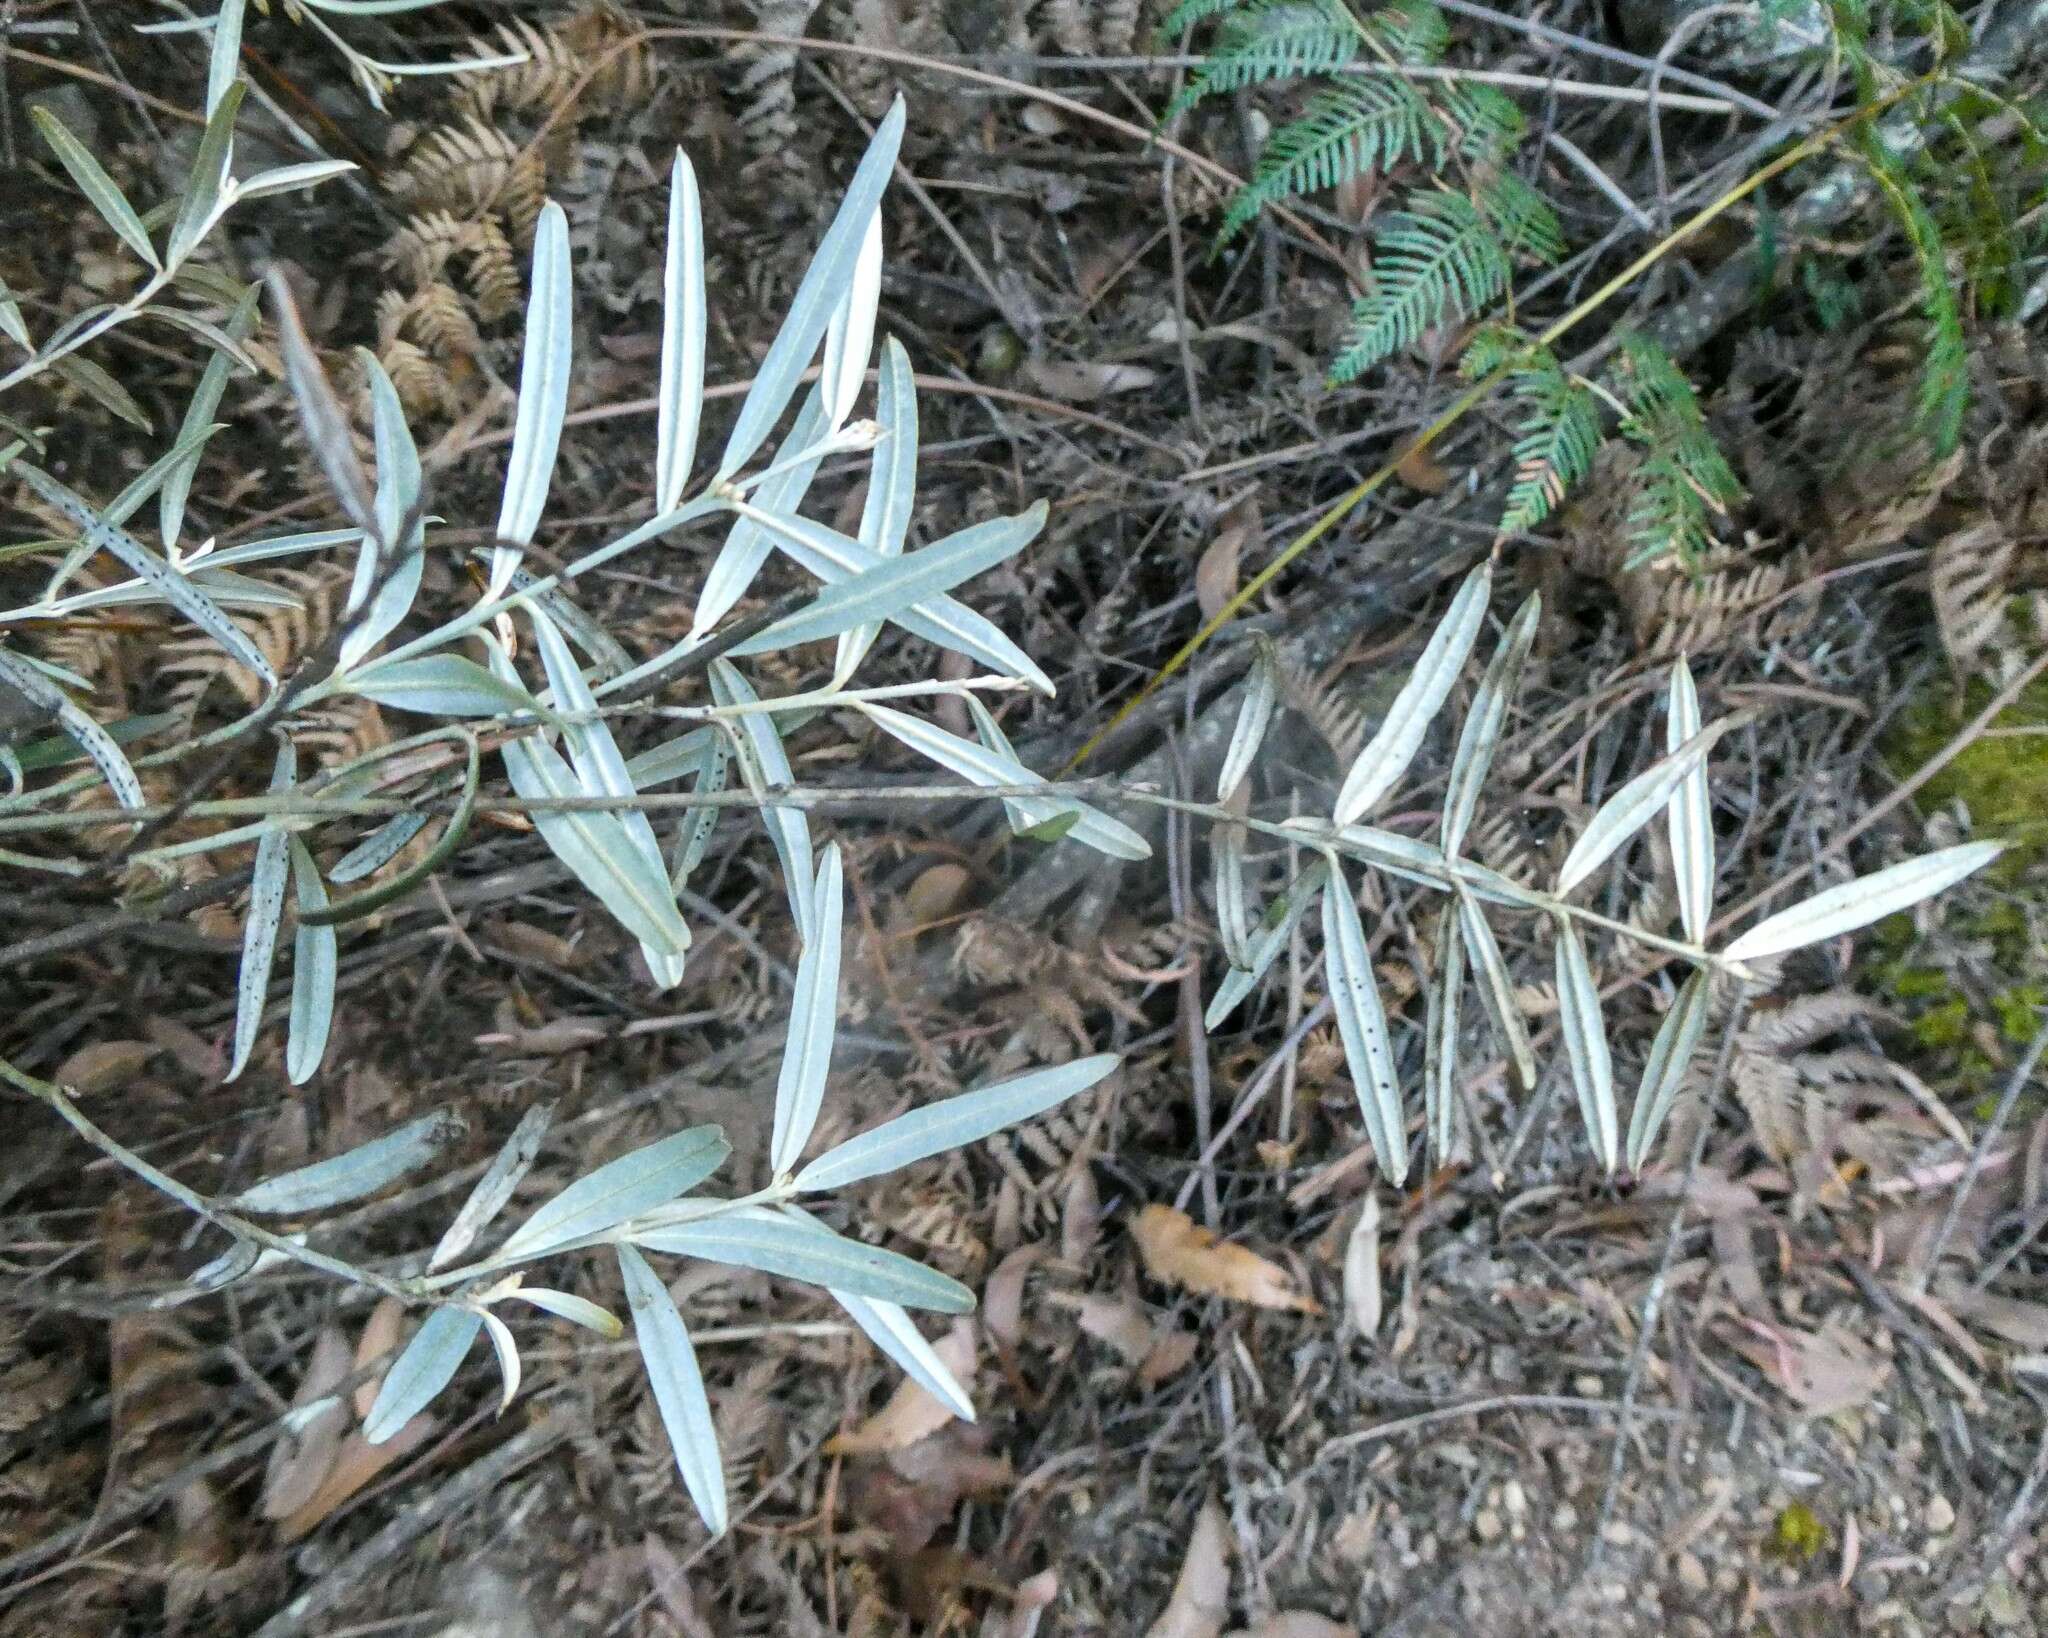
[[1477, 171, 1564, 262], [1360, 0, 1449, 65], [1860, 132, 1968, 454], [1158, 0, 1255, 39], [1331, 189, 1513, 382], [1457, 320, 1531, 379], [1610, 334, 1743, 568], [1218, 77, 1443, 243], [1498, 361, 1602, 537], [1437, 81, 1525, 165], [1166, 0, 1359, 120]]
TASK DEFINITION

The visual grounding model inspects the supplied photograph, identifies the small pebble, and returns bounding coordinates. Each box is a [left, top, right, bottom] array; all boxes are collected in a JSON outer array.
[[1474, 1508, 1503, 1544], [1926, 1494, 1956, 1534], [1677, 1551, 1709, 1594]]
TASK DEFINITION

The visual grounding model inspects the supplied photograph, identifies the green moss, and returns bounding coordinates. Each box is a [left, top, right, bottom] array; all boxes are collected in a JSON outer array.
[[1767, 1502, 1828, 1563], [1994, 985, 2045, 1043], [1884, 672, 2048, 874], [1912, 996, 1972, 1050]]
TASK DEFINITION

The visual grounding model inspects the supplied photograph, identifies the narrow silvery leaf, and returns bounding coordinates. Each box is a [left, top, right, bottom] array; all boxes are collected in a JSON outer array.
[[617, 1243, 727, 1534], [51, 353, 150, 430], [1554, 915, 1617, 1172], [1625, 968, 1711, 1170], [485, 560, 630, 679], [500, 727, 690, 954], [1722, 841, 2004, 963], [833, 1291, 976, 1420], [707, 660, 815, 938], [1423, 901, 1464, 1160], [206, 0, 247, 118], [31, 107, 160, 269], [529, 606, 686, 980], [0, 275, 28, 347], [0, 647, 143, 810], [693, 389, 828, 638], [632, 1206, 974, 1313], [339, 352, 425, 669], [1206, 859, 1329, 1030], [819, 210, 883, 432], [627, 727, 717, 789], [267, 268, 375, 538], [285, 837, 336, 1085], [191, 1238, 261, 1291], [1456, 889, 1537, 1091], [480, 1311, 521, 1415], [1216, 636, 1279, 802], [719, 97, 904, 477], [1442, 592, 1539, 857], [795, 1054, 1119, 1193], [430, 1100, 555, 1271], [162, 282, 260, 552], [227, 741, 294, 1082], [195, 526, 360, 571], [363, 1306, 481, 1444], [733, 502, 1046, 657], [656, 150, 706, 512], [330, 812, 429, 883], [864, 704, 1149, 860], [770, 845, 844, 1176], [15, 464, 275, 686], [1555, 721, 1730, 897], [1333, 562, 1490, 825], [508, 1287, 622, 1338], [1322, 867, 1408, 1185], [495, 1126, 730, 1262], [835, 336, 918, 682], [1215, 821, 1252, 969], [233, 1107, 465, 1213], [964, 694, 1033, 834], [1666, 659, 1713, 944], [232, 158, 357, 200], [349, 653, 541, 719], [726, 502, 1052, 693], [492, 201, 572, 591], [169, 82, 246, 268]]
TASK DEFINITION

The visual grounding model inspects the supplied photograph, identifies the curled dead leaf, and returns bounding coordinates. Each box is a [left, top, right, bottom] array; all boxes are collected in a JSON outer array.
[[1145, 1497, 1231, 1638], [260, 1324, 350, 1520], [828, 1319, 978, 1455], [1132, 1205, 1321, 1314], [352, 1296, 406, 1420], [1395, 444, 1451, 495], [54, 1039, 161, 1094]]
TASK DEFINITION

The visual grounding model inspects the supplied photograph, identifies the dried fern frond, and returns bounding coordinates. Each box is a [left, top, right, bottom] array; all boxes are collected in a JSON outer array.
[[388, 116, 548, 245], [1930, 518, 2018, 682]]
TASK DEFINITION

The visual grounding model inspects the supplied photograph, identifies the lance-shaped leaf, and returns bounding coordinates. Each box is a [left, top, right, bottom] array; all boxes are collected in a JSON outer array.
[[836, 336, 918, 682], [1423, 900, 1464, 1160], [162, 282, 260, 552], [430, 1101, 555, 1271], [1721, 841, 2004, 963], [626, 726, 717, 789], [616, 1243, 727, 1535], [962, 694, 1034, 834], [1216, 635, 1280, 802], [285, 837, 336, 1085], [492, 202, 572, 592], [15, 463, 275, 687], [655, 150, 706, 513], [1666, 659, 1714, 943], [1333, 562, 1490, 826], [718, 97, 903, 477], [0, 647, 143, 810], [729, 502, 1051, 693], [733, 503, 1046, 657], [1556, 720, 1731, 897], [31, 106, 159, 269], [531, 607, 688, 984], [0, 274, 28, 348], [494, 1126, 729, 1262], [233, 158, 357, 200], [770, 845, 843, 1175], [820, 211, 883, 431], [227, 741, 295, 1082], [169, 82, 246, 268], [863, 704, 1149, 860], [1214, 818, 1252, 969], [480, 1311, 521, 1415], [693, 388, 829, 638], [349, 653, 542, 718], [330, 812, 430, 883], [632, 1206, 973, 1313], [668, 734, 728, 892], [707, 660, 815, 938], [1554, 915, 1617, 1172], [1442, 591, 1539, 857], [832, 1292, 975, 1421], [1206, 859, 1330, 1030], [1456, 888, 1537, 1091], [507, 1286, 622, 1338], [794, 1054, 1119, 1193], [1625, 968, 1711, 1171], [1322, 867, 1408, 1184], [339, 352, 426, 670], [231, 1108, 466, 1214], [363, 1306, 482, 1444]]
